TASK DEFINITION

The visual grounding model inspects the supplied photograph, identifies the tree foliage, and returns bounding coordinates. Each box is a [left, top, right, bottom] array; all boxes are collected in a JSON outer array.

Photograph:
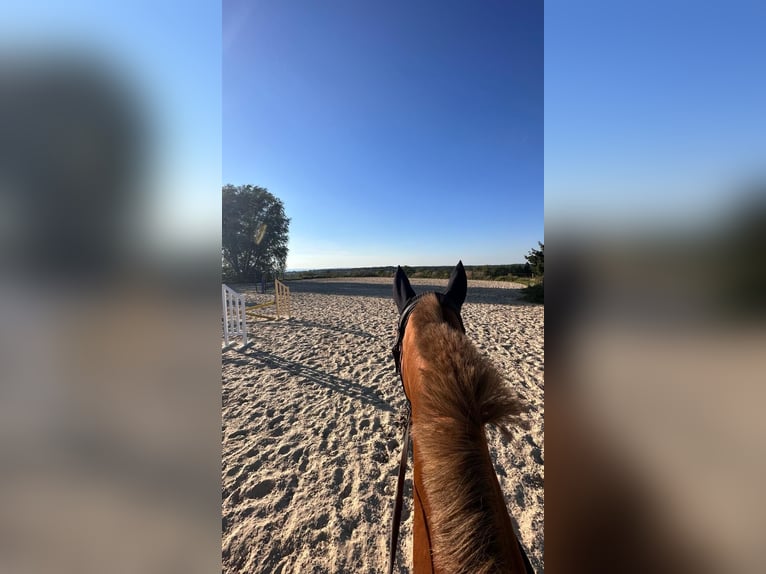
[[222, 184, 290, 282], [525, 242, 544, 277], [523, 242, 544, 303]]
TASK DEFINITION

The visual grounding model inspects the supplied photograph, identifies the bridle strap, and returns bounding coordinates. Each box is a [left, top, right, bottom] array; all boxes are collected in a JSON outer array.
[[387, 410, 411, 574]]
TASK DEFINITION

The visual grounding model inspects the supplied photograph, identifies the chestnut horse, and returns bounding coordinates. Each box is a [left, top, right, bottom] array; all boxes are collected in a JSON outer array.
[[389, 262, 533, 574]]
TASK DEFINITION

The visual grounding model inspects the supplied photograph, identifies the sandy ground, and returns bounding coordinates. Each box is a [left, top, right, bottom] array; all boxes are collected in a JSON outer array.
[[222, 278, 544, 573]]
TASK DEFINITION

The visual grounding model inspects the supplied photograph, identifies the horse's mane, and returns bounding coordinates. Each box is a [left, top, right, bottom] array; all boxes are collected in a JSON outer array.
[[408, 294, 527, 574]]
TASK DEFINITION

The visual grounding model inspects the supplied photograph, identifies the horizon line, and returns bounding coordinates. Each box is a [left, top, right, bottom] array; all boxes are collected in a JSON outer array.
[[285, 262, 527, 272]]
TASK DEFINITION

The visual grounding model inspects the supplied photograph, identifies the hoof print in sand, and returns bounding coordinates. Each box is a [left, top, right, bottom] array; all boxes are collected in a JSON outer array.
[[246, 479, 276, 499]]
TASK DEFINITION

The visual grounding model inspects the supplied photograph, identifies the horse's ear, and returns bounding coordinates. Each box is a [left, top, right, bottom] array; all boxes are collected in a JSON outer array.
[[393, 266, 416, 314], [445, 260, 467, 309]]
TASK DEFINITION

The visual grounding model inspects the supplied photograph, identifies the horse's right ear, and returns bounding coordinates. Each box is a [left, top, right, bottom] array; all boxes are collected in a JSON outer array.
[[393, 266, 416, 315], [445, 260, 467, 310]]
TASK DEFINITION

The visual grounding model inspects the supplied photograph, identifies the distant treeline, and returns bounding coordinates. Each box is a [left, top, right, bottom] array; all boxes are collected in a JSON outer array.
[[285, 264, 533, 282]]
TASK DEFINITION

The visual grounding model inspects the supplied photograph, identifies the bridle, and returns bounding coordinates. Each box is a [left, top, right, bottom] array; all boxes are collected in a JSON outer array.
[[388, 292, 464, 574], [387, 293, 535, 574]]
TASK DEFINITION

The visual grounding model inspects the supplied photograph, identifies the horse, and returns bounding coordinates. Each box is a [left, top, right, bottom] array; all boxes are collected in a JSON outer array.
[[388, 262, 534, 574]]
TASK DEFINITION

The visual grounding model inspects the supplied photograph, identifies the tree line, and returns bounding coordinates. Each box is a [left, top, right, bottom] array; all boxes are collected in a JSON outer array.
[[285, 264, 536, 282]]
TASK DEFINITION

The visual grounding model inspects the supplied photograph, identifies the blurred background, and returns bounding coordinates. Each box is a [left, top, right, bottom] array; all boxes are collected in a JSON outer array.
[[2, 1, 765, 573], [0, 2, 221, 573], [545, 1, 765, 573]]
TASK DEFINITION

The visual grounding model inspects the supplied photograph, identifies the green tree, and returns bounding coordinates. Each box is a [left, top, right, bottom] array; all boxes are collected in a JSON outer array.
[[525, 242, 544, 279], [222, 184, 290, 282], [522, 242, 544, 303]]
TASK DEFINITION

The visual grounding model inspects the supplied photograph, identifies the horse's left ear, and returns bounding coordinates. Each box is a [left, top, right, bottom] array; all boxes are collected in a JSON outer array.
[[445, 260, 467, 309], [393, 266, 416, 315]]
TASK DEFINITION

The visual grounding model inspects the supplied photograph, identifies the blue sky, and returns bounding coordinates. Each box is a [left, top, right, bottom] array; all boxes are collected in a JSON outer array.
[[224, 0, 543, 270], [545, 1, 766, 232], [4, 2, 763, 270]]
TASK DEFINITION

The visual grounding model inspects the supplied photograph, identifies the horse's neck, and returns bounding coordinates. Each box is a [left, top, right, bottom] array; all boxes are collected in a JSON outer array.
[[402, 301, 528, 572], [410, 401, 524, 574]]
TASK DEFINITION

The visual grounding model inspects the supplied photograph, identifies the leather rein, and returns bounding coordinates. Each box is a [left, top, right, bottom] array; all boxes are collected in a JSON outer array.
[[386, 293, 534, 574]]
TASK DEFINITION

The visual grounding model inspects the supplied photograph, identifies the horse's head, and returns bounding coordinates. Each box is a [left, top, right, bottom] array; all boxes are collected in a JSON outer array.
[[391, 261, 467, 401]]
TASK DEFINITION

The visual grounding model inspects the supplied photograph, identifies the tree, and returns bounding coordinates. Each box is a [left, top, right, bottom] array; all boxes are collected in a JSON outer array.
[[525, 242, 544, 279], [523, 242, 544, 303], [222, 184, 290, 282]]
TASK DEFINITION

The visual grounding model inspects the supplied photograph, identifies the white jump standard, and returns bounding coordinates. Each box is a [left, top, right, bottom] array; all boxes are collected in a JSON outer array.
[[222, 284, 248, 347]]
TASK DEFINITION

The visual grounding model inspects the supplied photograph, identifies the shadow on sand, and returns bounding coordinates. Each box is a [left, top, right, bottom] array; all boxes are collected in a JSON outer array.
[[235, 347, 395, 413], [285, 317, 378, 341]]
